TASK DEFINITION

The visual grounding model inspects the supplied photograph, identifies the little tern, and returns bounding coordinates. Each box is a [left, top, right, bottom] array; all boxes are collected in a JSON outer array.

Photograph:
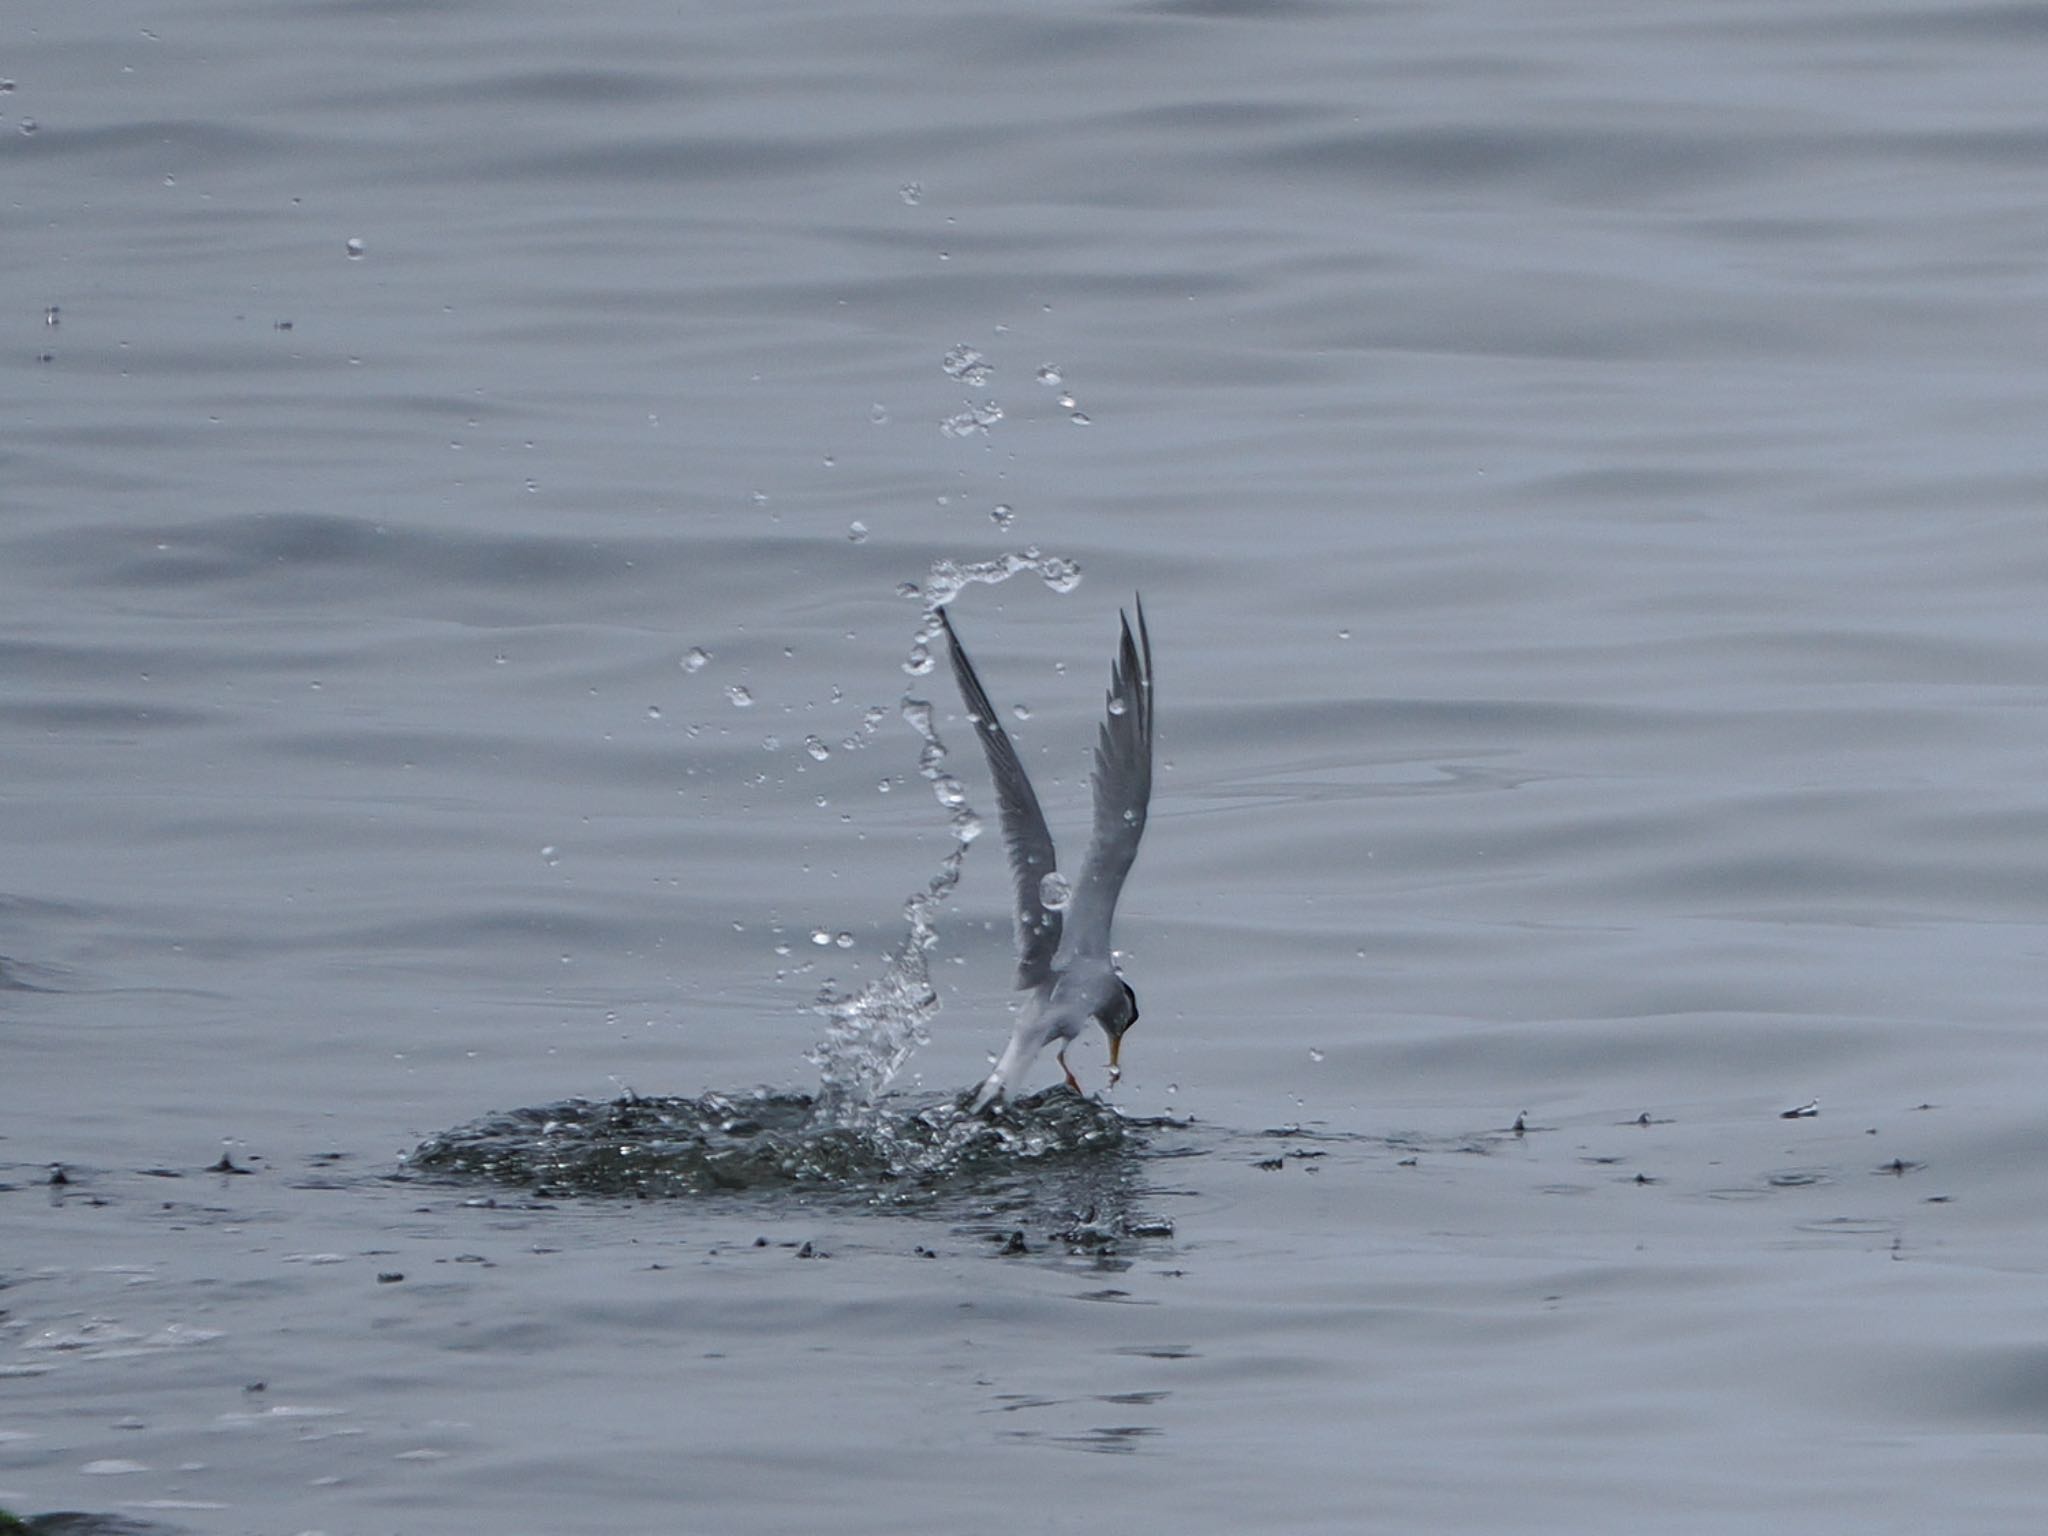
[[938, 599, 1154, 1112]]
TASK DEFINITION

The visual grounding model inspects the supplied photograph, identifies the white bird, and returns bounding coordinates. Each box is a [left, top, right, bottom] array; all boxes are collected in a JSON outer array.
[[938, 598, 1154, 1112]]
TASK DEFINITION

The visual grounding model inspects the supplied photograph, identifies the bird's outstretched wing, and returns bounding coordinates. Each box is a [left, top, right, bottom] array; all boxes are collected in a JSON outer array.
[[939, 607, 1063, 989], [1063, 597, 1153, 960]]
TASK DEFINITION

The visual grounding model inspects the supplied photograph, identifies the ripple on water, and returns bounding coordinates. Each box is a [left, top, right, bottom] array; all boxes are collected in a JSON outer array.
[[407, 1088, 1151, 1214]]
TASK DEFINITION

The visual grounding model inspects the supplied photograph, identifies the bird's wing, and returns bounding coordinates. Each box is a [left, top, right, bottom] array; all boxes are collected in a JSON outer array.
[[1063, 597, 1153, 959], [939, 607, 1063, 989]]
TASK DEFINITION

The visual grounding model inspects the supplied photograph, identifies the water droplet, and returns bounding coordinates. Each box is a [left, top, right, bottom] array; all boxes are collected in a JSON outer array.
[[942, 345, 991, 385], [646, 705, 662, 720], [682, 646, 710, 673], [1038, 872, 1072, 911], [1337, 628, 1351, 641], [990, 503, 1014, 529], [877, 778, 893, 793], [899, 182, 923, 205], [761, 734, 780, 751], [834, 932, 854, 950], [1036, 365, 1063, 387], [1107, 695, 1126, 717], [1069, 411, 1092, 426], [1058, 393, 1077, 410], [541, 845, 559, 866], [811, 929, 832, 946], [804, 735, 831, 761], [941, 400, 1004, 438], [43, 306, 59, 328], [847, 520, 869, 543], [1309, 1048, 1325, 1063], [902, 644, 933, 676], [869, 402, 890, 425], [18, 117, 39, 136], [1011, 703, 1031, 721], [344, 236, 365, 259], [724, 685, 753, 707], [1039, 558, 1082, 594]]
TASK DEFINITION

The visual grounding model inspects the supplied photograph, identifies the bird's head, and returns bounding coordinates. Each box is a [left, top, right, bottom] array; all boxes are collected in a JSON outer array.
[[1100, 976, 1139, 1084]]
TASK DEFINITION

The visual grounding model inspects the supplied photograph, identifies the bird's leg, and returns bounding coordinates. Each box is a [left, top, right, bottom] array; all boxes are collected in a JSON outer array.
[[1056, 1047, 1081, 1093]]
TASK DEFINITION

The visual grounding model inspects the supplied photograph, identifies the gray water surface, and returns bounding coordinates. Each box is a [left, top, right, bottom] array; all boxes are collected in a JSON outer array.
[[8, 1, 2048, 1531]]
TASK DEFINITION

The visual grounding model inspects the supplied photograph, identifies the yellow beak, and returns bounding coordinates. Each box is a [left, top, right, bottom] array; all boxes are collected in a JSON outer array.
[[1107, 1033, 1123, 1083]]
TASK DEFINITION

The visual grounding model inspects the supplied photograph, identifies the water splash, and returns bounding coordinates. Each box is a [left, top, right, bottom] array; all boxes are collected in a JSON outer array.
[[805, 548, 1085, 1126], [407, 1087, 1176, 1236], [414, 1089, 1121, 1194]]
